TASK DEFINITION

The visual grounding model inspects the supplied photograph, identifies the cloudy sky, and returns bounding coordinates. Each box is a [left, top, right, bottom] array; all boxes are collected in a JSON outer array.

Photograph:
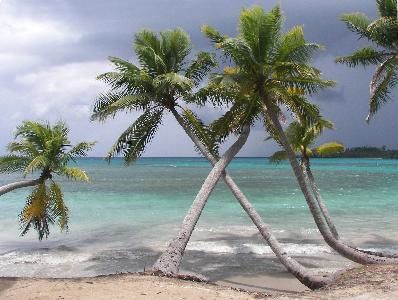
[[0, 0, 397, 157]]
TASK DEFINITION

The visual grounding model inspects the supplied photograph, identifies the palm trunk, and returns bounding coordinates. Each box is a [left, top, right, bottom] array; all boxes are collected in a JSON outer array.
[[303, 159, 398, 258], [152, 124, 250, 275], [166, 108, 332, 289], [264, 101, 398, 265], [0, 178, 43, 196], [301, 158, 339, 239]]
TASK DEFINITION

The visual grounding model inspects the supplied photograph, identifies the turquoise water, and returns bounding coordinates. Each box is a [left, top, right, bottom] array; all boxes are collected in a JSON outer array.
[[0, 157, 397, 279]]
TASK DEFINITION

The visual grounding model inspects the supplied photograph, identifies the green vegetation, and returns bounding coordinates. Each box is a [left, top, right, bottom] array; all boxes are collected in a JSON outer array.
[[336, 0, 398, 121], [0, 121, 94, 239], [315, 146, 398, 159]]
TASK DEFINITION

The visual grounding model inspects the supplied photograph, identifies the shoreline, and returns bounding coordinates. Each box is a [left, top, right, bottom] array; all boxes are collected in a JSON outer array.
[[1, 265, 398, 299]]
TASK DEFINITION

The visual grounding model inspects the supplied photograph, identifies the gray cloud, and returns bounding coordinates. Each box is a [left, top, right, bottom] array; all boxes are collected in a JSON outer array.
[[0, 0, 397, 157]]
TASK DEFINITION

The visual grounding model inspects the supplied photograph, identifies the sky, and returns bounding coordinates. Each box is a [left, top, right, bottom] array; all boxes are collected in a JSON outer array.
[[0, 0, 397, 157]]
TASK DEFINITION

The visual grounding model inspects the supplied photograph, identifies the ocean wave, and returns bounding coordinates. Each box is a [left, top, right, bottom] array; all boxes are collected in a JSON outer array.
[[0, 250, 91, 266], [186, 241, 333, 255]]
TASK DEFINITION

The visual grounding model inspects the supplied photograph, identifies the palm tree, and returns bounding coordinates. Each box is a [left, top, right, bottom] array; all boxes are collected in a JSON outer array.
[[0, 121, 94, 239], [269, 118, 344, 239], [92, 27, 332, 289], [203, 5, 398, 264], [91, 27, 252, 272], [336, 0, 398, 121]]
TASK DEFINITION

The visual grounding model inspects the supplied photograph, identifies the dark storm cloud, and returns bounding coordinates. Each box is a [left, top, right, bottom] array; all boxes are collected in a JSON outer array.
[[0, 0, 397, 157]]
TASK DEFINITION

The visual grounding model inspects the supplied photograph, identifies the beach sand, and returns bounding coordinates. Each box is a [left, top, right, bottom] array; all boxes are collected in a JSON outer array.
[[1, 265, 398, 299]]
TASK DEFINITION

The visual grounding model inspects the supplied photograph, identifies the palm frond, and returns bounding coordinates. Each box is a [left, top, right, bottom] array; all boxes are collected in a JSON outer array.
[[181, 109, 219, 158], [367, 17, 398, 49], [48, 182, 69, 231], [23, 155, 48, 176], [376, 0, 397, 18], [160, 28, 191, 72], [57, 167, 90, 182], [0, 155, 30, 173], [211, 100, 258, 142], [315, 142, 345, 156], [92, 92, 152, 121], [107, 108, 164, 164], [277, 26, 322, 64], [336, 47, 391, 67], [153, 73, 193, 95], [134, 30, 166, 76], [201, 24, 227, 44], [239, 5, 283, 63], [185, 52, 217, 85], [341, 13, 372, 40], [66, 142, 96, 161], [19, 183, 51, 240], [269, 150, 288, 164], [368, 63, 398, 121]]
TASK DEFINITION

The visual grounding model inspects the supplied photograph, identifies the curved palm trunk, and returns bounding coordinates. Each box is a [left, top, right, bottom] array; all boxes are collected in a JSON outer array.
[[264, 102, 398, 265], [0, 178, 43, 196], [152, 124, 250, 275], [303, 159, 398, 258], [165, 109, 332, 289], [301, 158, 339, 239]]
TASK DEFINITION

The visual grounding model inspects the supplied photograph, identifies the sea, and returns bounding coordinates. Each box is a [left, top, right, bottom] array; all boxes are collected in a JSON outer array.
[[0, 157, 397, 287]]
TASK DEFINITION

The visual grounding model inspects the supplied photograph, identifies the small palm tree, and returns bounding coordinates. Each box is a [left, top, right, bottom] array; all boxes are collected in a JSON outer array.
[[336, 0, 398, 121], [269, 118, 344, 239], [204, 5, 398, 265], [0, 121, 95, 239]]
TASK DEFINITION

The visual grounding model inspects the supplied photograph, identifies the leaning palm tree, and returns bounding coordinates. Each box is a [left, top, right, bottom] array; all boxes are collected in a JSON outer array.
[[92, 27, 333, 289], [0, 121, 94, 239], [204, 5, 398, 264], [91, 27, 252, 272], [269, 118, 344, 239], [336, 0, 398, 121]]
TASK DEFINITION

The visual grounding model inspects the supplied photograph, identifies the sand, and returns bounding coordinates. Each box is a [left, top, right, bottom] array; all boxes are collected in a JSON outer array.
[[1, 265, 398, 300]]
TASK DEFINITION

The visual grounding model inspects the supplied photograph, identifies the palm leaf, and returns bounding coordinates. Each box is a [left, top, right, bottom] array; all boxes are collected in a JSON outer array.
[[315, 142, 345, 156], [19, 183, 52, 240], [277, 26, 322, 64], [48, 182, 69, 231], [23, 155, 48, 176], [107, 108, 164, 163], [66, 142, 96, 161], [377, 0, 397, 18], [336, 47, 391, 67], [0, 155, 30, 173], [92, 92, 152, 121], [341, 13, 372, 40], [181, 109, 219, 158], [368, 58, 398, 121], [57, 167, 90, 182], [185, 52, 217, 85], [269, 150, 288, 164], [153, 73, 193, 95]]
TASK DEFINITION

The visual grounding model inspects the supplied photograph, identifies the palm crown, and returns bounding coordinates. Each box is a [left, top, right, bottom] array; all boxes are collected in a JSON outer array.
[[0, 121, 93, 180], [201, 6, 334, 141], [336, 0, 398, 121], [92, 28, 217, 162], [269, 118, 345, 163], [0, 121, 94, 239]]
